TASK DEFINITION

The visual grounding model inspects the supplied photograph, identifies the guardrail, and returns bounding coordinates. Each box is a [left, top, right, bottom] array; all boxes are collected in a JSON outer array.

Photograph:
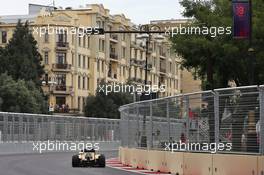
[[119, 85, 264, 155], [0, 112, 120, 142]]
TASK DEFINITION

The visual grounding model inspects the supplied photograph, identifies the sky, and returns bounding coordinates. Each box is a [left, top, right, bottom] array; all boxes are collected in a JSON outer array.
[[0, 0, 184, 24]]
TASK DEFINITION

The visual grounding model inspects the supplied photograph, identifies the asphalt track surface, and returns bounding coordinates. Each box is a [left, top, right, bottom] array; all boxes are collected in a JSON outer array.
[[0, 151, 138, 175]]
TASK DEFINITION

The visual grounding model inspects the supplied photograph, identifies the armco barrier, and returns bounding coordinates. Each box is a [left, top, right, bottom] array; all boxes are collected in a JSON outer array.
[[119, 148, 264, 175], [0, 141, 120, 155], [213, 154, 258, 175]]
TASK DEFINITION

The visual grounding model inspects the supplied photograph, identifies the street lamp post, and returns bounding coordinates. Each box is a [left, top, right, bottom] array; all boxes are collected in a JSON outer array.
[[136, 24, 163, 148], [248, 0, 255, 85]]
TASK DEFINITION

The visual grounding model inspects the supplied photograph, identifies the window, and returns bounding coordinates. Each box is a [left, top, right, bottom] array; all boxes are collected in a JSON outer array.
[[170, 62, 172, 72], [78, 97, 81, 110], [83, 56, 86, 68], [44, 30, 49, 43], [87, 78, 90, 90], [83, 36, 86, 48], [96, 21, 101, 28], [175, 64, 179, 75], [102, 21, 105, 29], [83, 77, 86, 89], [122, 47, 126, 58], [2, 31, 7, 43], [102, 40, 105, 51], [123, 67, 125, 76], [122, 34, 125, 41], [72, 53, 74, 66], [101, 61, 104, 73], [56, 30, 67, 43], [175, 80, 178, 89], [56, 52, 66, 64], [78, 36, 81, 47], [87, 36, 90, 48], [44, 52, 49, 64], [78, 76, 81, 89], [55, 74, 66, 85], [72, 34, 75, 45], [87, 57, 90, 68], [97, 60, 100, 72], [83, 97, 86, 109], [78, 54, 81, 68], [98, 39, 101, 51]]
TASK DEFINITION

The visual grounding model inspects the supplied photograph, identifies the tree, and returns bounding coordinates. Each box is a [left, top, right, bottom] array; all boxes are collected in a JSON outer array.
[[172, 0, 264, 89], [0, 20, 44, 86], [0, 73, 47, 113], [84, 82, 133, 119]]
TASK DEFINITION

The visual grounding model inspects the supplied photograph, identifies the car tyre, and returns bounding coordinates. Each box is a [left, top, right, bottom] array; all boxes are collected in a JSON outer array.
[[72, 155, 80, 167], [98, 155, 106, 167]]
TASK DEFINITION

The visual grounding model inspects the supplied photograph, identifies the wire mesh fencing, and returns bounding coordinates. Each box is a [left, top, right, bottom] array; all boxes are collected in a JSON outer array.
[[119, 85, 264, 155], [0, 112, 120, 142]]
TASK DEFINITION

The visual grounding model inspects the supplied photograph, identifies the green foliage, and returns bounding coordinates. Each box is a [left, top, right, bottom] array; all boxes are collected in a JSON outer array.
[[84, 82, 133, 119], [0, 73, 47, 113], [0, 20, 44, 86], [0, 20, 47, 114], [172, 0, 264, 89]]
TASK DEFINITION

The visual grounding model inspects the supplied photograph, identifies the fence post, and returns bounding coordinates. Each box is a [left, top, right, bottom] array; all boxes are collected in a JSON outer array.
[[214, 91, 220, 150], [166, 99, 171, 142], [136, 104, 140, 147], [259, 86, 264, 155], [184, 95, 190, 142], [150, 102, 153, 149]]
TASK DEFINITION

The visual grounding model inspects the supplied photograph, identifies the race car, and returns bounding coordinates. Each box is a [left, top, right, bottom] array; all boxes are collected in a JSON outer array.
[[72, 149, 106, 167]]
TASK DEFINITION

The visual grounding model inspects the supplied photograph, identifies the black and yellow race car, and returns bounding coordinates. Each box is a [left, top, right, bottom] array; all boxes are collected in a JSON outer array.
[[72, 149, 106, 167]]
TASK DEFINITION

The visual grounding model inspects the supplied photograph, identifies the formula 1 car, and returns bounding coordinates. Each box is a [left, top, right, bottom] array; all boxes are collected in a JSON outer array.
[[72, 149, 106, 167]]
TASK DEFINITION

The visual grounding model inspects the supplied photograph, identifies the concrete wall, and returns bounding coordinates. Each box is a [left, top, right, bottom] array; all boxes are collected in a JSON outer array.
[[119, 147, 264, 175]]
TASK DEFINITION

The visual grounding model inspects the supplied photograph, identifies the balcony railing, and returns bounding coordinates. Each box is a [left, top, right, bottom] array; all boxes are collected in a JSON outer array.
[[160, 67, 166, 73], [52, 64, 71, 70], [56, 42, 69, 49], [147, 63, 153, 70], [110, 34, 118, 40], [110, 53, 118, 60], [53, 85, 73, 94], [160, 52, 166, 57], [130, 59, 145, 66]]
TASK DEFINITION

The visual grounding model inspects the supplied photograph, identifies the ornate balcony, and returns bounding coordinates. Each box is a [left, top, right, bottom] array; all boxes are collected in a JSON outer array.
[[56, 42, 69, 50], [52, 64, 71, 72]]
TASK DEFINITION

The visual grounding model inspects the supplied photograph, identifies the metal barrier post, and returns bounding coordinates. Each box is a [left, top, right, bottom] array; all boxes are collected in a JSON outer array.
[[214, 91, 220, 149], [259, 86, 264, 155], [184, 95, 190, 142], [150, 102, 153, 149], [166, 99, 171, 141], [136, 104, 140, 147]]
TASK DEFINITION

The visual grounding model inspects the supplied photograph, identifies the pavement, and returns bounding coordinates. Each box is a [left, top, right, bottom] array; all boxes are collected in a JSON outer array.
[[0, 151, 139, 175]]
